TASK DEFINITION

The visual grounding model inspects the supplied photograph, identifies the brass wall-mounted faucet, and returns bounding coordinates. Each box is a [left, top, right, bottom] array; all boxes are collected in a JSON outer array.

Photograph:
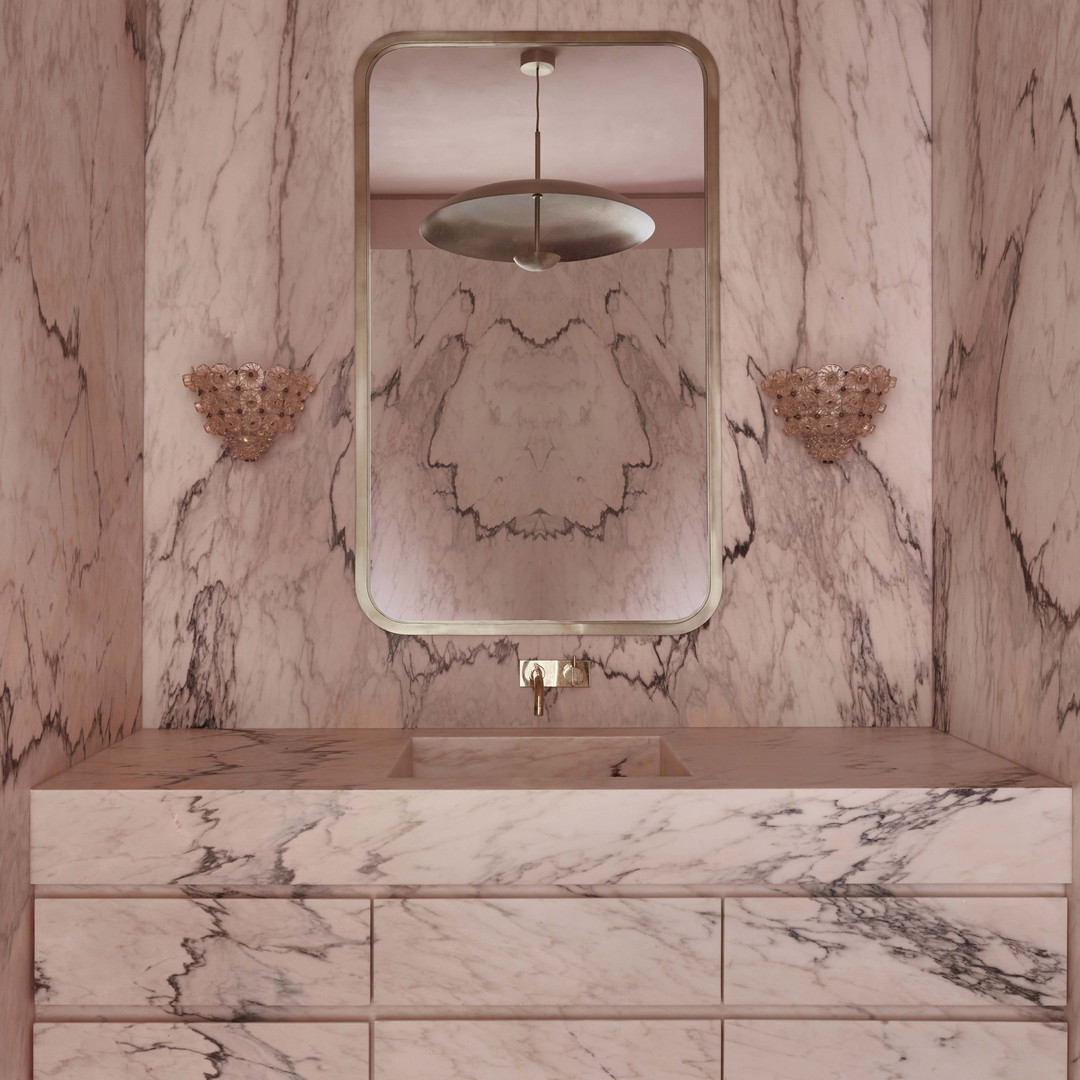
[[519, 659, 591, 717], [528, 664, 546, 716]]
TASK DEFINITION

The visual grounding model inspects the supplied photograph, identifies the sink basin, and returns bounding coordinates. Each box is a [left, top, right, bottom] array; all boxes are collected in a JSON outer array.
[[389, 735, 692, 780]]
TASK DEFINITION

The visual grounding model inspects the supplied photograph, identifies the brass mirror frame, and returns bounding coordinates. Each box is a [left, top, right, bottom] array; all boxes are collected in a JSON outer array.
[[354, 30, 722, 636]]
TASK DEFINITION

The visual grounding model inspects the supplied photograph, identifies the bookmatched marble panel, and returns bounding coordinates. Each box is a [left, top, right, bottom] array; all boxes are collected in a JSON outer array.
[[35, 899, 370, 1016], [725, 897, 1066, 1007], [32, 786, 1070, 886], [724, 1020, 1067, 1080], [33, 1023, 367, 1080], [369, 249, 708, 625], [145, 0, 931, 730], [373, 898, 721, 1005], [374, 1020, 722, 1080]]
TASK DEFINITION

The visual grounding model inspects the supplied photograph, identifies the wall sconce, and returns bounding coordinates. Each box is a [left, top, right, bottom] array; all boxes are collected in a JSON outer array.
[[182, 363, 316, 461], [760, 364, 896, 463]]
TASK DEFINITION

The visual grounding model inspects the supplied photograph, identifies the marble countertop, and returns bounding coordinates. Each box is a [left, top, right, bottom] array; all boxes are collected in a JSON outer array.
[[36, 727, 1062, 791]]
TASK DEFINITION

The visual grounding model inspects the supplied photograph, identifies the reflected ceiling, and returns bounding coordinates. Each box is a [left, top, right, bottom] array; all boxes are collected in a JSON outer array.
[[368, 45, 705, 196]]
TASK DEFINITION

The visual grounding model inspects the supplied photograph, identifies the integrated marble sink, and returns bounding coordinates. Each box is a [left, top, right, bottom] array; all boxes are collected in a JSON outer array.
[[31, 728, 1071, 888], [388, 735, 693, 780]]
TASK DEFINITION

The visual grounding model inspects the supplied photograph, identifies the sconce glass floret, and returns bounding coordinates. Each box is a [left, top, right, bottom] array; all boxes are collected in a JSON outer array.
[[760, 364, 896, 463], [182, 362, 316, 461]]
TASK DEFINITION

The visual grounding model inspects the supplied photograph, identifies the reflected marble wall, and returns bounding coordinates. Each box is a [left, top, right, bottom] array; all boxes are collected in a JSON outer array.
[[369, 248, 709, 624], [931, 0, 1080, 1073], [0, 1, 144, 1074], [145, 0, 931, 730]]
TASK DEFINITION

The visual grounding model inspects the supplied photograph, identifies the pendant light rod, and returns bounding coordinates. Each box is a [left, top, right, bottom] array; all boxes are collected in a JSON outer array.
[[532, 194, 541, 257], [534, 66, 542, 181], [518, 54, 559, 271], [532, 67, 542, 258]]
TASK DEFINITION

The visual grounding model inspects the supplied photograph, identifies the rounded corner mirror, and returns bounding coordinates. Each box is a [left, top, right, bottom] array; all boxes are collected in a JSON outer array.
[[355, 32, 720, 636]]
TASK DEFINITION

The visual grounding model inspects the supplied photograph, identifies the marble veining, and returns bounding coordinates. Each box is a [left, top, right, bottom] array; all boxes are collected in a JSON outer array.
[[144, 0, 931, 730], [724, 1020, 1067, 1079], [725, 897, 1067, 1007], [930, 3, 1080, 1069], [33, 1022, 367, 1080], [933, 0, 1080, 774], [373, 1020, 723, 1080], [369, 248, 709, 624], [0, 1, 144, 1075], [34, 728, 1060, 791], [373, 898, 721, 1005], [34, 899, 370, 1016], [32, 785, 1069, 887]]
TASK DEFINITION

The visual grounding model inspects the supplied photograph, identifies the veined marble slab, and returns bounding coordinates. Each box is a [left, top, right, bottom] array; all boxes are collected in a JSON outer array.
[[724, 1020, 1066, 1079], [144, 0, 933, 742], [373, 1020, 722, 1080], [724, 897, 1066, 1007], [35, 728, 1060, 790], [32, 784, 1069, 886], [35, 899, 370, 1016], [1, 0, 144, 1073], [33, 1023, 367, 1079], [373, 898, 721, 1005]]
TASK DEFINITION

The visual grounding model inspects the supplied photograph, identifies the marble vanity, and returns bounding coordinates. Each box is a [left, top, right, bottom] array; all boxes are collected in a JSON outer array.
[[30, 728, 1070, 1079]]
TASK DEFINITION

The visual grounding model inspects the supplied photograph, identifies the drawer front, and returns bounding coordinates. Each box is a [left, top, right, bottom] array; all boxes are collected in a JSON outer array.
[[35, 899, 370, 1016], [32, 786, 1071, 886], [724, 896, 1066, 1006], [374, 898, 721, 1005], [33, 1023, 368, 1079], [724, 1020, 1066, 1079], [373, 1021, 722, 1080]]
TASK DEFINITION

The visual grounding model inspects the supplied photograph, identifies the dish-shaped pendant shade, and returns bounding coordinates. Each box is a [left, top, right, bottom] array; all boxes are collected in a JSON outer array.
[[419, 178, 656, 264]]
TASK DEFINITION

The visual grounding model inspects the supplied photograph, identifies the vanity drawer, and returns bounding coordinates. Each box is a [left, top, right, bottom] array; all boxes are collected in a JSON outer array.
[[35, 899, 371, 1016], [33, 1023, 368, 1079], [723, 1020, 1066, 1079], [373, 1020, 722, 1080], [373, 898, 722, 1005], [723, 896, 1066, 1006]]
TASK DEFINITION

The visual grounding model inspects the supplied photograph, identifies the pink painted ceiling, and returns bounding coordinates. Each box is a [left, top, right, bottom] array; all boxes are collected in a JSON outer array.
[[368, 44, 705, 196]]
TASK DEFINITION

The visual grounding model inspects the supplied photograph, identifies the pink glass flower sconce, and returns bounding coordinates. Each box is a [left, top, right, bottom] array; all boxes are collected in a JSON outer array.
[[760, 364, 896, 463], [182, 363, 316, 461]]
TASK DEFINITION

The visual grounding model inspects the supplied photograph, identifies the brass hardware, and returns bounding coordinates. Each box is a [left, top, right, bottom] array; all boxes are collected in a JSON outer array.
[[523, 659, 591, 717], [528, 664, 546, 716], [519, 659, 591, 689]]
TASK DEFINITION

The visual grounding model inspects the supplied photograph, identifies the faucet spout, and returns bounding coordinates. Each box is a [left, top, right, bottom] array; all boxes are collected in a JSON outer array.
[[529, 665, 545, 716]]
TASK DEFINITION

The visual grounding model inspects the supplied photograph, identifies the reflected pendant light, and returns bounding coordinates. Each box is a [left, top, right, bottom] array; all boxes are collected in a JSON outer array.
[[419, 49, 655, 271]]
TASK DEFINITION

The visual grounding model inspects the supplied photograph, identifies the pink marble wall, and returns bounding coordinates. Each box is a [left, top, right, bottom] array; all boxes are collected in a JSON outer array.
[[931, 0, 1079, 1072], [145, 0, 931, 730], [369, 248, 709, 624], [0, 1, 145, 1073]]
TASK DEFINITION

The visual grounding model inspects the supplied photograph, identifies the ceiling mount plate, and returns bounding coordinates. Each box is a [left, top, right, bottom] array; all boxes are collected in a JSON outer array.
[[520, 48, 556, 77]]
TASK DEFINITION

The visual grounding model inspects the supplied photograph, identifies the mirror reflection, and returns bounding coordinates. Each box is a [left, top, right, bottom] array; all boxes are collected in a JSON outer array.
[[358, 36, 719, 632]]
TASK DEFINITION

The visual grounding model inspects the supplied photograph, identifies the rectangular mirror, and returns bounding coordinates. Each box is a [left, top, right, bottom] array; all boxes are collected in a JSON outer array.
[[355, 32, 720, 635]]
